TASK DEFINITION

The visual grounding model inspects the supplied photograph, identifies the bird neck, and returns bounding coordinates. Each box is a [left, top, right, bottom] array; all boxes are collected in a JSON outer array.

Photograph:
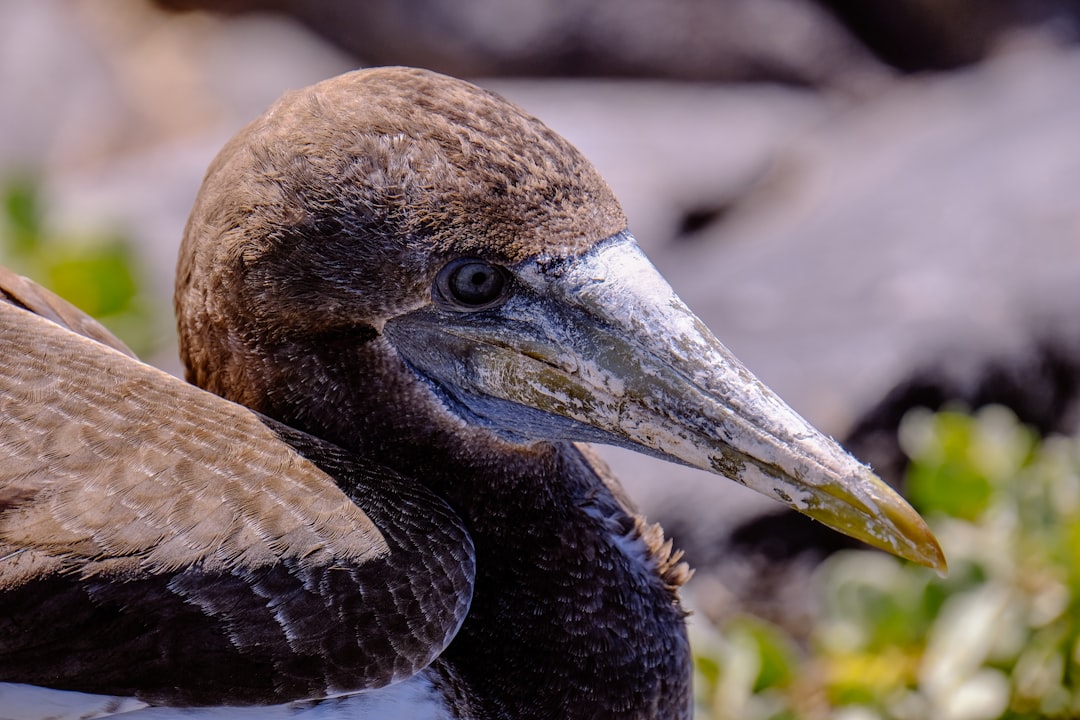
[[440, 442, 693, 720], [380, 434, 693, 720], [244, 340, 693, 720]]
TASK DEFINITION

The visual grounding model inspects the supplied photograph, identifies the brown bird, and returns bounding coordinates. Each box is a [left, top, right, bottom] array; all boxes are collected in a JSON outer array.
[[0, 67, 944, 719]]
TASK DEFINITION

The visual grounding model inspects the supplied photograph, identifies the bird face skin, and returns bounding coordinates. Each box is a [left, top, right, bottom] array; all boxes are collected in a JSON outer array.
[[385, 231, 944, 569]]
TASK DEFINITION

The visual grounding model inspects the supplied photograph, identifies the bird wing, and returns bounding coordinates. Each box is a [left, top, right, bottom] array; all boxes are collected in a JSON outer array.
[[0, 293, 475, 707]]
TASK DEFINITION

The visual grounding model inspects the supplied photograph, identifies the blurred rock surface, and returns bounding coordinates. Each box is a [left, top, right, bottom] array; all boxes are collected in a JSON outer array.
[[156, 0, 890, 92], [155, 0, 1080, 86]]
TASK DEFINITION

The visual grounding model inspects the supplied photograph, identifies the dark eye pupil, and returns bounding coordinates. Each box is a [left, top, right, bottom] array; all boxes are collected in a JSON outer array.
[[451, 263, 503, 303], [437, 259, 509, 309]]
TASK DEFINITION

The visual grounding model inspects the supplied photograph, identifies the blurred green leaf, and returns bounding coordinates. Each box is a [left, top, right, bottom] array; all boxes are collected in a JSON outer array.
[[46, 241, 138, 317], [738, 617, 799, 692], [694, 406, 1080, 719], [0, 174, 159, 357], [901, 406, 1037, 521], [2, 174, 43, 254]]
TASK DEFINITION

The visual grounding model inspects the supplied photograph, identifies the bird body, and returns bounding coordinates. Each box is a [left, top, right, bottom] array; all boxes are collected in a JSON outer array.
[[0, 67, 942, 719]]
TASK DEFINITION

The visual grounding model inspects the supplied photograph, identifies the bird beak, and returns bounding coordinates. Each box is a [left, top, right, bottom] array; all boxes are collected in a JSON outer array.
[[388, 232, 945, 572]]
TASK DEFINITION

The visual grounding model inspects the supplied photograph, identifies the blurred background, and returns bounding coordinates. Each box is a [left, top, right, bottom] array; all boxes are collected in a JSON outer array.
[[2, 2, 1080, 717]]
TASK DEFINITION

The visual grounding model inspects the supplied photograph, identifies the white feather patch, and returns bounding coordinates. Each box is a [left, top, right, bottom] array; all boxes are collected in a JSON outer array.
[[0, 675, 454, 720]]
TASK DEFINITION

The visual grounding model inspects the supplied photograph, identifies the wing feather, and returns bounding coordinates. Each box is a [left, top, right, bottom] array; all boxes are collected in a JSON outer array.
[[0, 297, 475, 706], [0, 265, 135, 358]]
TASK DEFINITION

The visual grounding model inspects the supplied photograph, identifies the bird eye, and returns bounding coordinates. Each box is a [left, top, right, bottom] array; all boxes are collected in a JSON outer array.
[[435, 258, 510, 310]]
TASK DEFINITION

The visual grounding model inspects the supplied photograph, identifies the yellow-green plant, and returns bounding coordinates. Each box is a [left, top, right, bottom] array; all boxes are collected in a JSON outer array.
[[1, 175, 159, 356], [696, 406, 1080, 720]]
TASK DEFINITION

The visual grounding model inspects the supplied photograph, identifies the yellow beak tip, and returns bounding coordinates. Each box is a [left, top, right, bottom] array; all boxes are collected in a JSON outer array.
[[875, 502, 948, 574], [912, 529, 948, 575]]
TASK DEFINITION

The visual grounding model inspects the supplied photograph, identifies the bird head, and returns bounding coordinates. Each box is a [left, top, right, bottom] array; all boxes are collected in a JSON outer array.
[[177, 67, 944, 572]]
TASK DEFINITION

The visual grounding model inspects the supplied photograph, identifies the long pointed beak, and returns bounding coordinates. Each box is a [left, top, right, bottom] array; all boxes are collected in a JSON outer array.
[[388, 233, 945, 572]]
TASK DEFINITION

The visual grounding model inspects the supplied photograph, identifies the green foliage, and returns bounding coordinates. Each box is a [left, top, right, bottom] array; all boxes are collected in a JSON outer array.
[[0, 174, 159, 356], [695, 406, 1080, 720]]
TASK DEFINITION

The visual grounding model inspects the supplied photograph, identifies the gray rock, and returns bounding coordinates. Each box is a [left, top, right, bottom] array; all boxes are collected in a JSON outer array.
[[156, 0, 888, 91]]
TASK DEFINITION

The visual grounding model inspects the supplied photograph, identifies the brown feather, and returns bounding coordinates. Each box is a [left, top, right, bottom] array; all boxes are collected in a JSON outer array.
[[176, 66, 626, 408], [170, 67, 691, 719], [0, 302, 386, 581], [2, 67, 691, 718], [0, 266, 135, 358], [0, 299, 474, 704]]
